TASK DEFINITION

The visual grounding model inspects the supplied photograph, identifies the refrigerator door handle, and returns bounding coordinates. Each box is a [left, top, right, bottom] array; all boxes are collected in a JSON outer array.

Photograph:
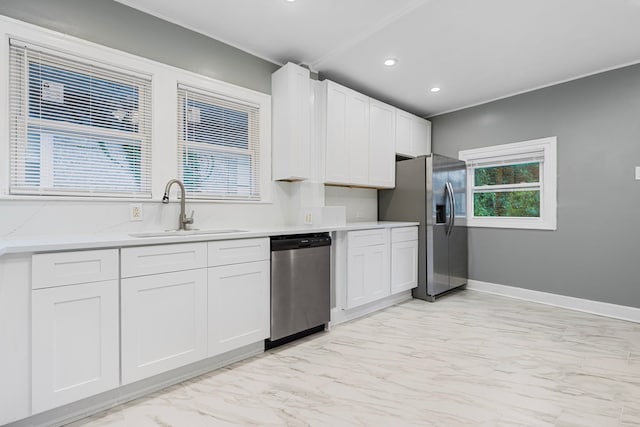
[[445, 182, 454, 236], [447, 182, 456, 235]]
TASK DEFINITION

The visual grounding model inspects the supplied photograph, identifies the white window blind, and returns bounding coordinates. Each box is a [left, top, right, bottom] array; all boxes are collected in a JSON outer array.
[[9, 39, 152, 197], [177, 84, 261, 201]]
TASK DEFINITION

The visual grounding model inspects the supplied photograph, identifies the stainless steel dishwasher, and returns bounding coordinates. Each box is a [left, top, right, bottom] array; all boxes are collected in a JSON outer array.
[[267, 233, 331, 348]]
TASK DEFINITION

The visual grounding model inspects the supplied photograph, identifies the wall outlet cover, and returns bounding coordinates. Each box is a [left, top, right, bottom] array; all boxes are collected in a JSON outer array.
[[635, 166, 640, 180], [130, 203, 143, 221]]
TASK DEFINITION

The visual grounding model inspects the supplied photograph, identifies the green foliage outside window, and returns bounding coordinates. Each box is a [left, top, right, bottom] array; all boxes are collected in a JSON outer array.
[[474, 162, 539, 186], [474, 191, 540, 217], [473, 162, 541, 217]]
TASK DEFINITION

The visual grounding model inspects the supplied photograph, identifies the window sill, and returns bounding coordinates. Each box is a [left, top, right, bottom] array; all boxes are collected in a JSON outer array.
[[467, 217, 556, 231]]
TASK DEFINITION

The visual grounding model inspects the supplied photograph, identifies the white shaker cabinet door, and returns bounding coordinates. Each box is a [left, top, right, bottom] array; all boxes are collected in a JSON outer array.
[[391, 240, 419, 294], [324, 82, 350, 184], [272, 62, 311, 181], [32, 280, 119, 414], [369, 100, 396, 188], [412, 117, 431, 157], [121, 269, 207, 384], [208, 260, 270, 356], [346, 244, 390, 309], [346, 91, 370, 186]]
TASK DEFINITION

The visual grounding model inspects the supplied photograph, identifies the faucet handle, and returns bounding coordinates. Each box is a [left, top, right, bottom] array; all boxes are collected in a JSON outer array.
[[184, 210, 195, 225]]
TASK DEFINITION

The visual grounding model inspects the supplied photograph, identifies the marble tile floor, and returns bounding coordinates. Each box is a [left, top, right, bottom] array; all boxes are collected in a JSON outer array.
[[68, 290, 640, 427]]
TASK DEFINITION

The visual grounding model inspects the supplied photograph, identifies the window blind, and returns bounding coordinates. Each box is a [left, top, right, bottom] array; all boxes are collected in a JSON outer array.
[[9, 39, 152, 197], [177, 83, 261, 201]]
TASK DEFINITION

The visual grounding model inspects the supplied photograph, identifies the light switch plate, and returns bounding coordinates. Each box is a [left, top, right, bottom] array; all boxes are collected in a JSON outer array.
[[636, 166, 640, 180]]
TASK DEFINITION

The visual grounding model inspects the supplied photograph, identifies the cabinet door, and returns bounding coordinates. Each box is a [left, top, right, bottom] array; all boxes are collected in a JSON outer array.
[[347, 91, 370, 186], [208, 260, 270, 356], [366, 244, 391, 301], [412, 117, 431, 157], [346, 244, 390, 309], [395, 109, 413, 157], [391, 240, 418, 294], [32, 280, 119, 413], [121, 269, 207, 384], [369, 100, 396, 188], [272, 63, 311, 181], [324, 82, 349, 184]]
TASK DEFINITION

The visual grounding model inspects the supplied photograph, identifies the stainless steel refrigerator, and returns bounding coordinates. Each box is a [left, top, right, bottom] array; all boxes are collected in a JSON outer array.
[[379, 154, 468, 301]]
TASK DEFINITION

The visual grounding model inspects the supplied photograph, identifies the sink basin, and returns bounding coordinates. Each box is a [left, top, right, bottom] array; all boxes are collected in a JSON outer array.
[[129, 229, 247, 238]]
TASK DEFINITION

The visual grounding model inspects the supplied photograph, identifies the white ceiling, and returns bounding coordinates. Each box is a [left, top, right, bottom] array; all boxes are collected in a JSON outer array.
[[116, 0, 640, 117]]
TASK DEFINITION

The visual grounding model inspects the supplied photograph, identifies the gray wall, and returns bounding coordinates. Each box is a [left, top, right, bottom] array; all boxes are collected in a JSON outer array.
[[430, 64, 640, 307], [0, 0, 278, 93]]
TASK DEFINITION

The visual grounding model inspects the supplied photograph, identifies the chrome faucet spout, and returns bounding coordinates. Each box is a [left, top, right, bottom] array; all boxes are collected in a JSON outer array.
[[162, 179, 194, 230]]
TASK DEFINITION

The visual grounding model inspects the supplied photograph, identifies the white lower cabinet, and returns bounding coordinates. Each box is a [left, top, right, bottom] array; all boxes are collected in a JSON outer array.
[[345, 228, 390, 309], [121, 268, 208, 384], [391, 241, 418, 293], [208, 260, 270, 356], [346, 243, 390, 308], [32, 280, 119, 413], [391, 227, 419, 294]]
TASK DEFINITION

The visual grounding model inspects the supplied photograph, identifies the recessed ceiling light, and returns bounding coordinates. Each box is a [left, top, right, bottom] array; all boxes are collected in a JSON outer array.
[[430, 87, 441, 93], [285, 0, 296, 2], [383, 58, 397, 67]]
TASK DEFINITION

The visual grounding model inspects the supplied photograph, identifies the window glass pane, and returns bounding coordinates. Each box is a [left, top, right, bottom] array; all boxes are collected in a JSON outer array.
[[28, 63, 140, 133], [184, 99, 248, 149], [474, 162, 539, 186], [474, 190, 540, 217], [27, 127, 143, 193], [182, 147, 254, 198]]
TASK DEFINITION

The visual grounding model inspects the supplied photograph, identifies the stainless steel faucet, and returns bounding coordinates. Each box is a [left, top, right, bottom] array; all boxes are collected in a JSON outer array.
[[162, 179, 194, 231]]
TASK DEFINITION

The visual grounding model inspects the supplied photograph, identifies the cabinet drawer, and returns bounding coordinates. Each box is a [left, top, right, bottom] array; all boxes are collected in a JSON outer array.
[[208, 238, 269, 267], [392, 226, 418, 243], [121, 243, 206, 278], [32, 249, 118, 290], [347, 228, 388, 248]]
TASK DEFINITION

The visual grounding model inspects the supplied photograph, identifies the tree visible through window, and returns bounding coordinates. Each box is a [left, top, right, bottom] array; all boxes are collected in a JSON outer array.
[[473, 163, 540, 217], [459, 137, 557, 230]]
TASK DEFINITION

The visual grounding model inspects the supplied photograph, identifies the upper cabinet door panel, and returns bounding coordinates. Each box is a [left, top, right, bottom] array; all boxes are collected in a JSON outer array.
[[346, 91, 370, 186], [324, 81, 349, 184], [369, 100, 396, 188], [271, 63, 311, 181], [412, 117, 431, 157], [395, 110, 413, 157]]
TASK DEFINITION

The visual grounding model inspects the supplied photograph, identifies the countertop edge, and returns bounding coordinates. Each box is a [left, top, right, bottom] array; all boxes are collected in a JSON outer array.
[[0, 222, 419, 257]]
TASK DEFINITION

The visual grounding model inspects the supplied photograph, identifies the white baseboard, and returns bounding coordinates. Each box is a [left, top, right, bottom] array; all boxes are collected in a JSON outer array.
[[467, 279, 640, 324], [330, 291, 413, 327]]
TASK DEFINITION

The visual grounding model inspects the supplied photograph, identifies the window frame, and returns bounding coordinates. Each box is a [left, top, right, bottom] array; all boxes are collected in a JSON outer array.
[[459, 136, 557, 230], [0, 16, 272, 203], [9, 39, 153, 198], [177, 83, 263, 201]]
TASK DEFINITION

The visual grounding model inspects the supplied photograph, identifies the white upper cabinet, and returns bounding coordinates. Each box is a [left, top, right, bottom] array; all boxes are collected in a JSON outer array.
[[346, 90, 371, 185], [321, 80, 398, 188], [271, 63, 311, 181], [395, 110, 431, 158], [323, 80, 353, 184], [369, 100, 396, 188]]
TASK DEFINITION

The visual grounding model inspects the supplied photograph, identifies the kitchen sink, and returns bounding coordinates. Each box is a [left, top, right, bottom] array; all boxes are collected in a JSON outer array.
[[129, 229, 247, 238]]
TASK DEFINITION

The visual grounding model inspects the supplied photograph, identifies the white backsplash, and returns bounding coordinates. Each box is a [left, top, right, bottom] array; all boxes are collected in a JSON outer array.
[[325, 186, 378, 222], [0, 182, 293, 239], [0, 182, 380, 239]]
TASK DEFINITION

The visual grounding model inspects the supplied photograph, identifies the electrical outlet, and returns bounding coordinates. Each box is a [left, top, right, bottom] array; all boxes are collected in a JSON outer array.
[[636, 166, 640, 180], [130, 203, 143, 221], [303, 211, 313, 225]]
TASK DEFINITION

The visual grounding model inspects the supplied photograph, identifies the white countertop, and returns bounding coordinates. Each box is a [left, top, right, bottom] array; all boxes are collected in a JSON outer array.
[[0, 221, 419, 257]]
